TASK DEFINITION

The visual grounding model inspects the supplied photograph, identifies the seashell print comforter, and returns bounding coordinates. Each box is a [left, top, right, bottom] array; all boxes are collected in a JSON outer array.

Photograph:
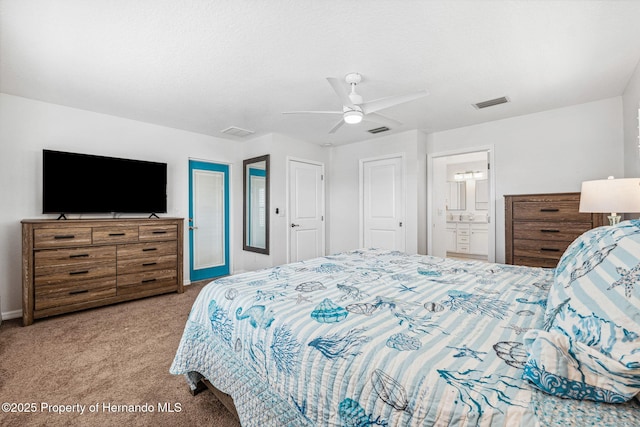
[[171, 249, 640, 426]]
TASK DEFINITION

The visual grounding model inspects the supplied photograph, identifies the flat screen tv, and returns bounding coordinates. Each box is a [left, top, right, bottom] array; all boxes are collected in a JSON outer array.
[[43, 150, 167, 215]]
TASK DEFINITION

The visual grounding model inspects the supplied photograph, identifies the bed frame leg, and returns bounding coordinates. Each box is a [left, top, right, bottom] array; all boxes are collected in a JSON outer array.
[[190, 380, 208, 396]]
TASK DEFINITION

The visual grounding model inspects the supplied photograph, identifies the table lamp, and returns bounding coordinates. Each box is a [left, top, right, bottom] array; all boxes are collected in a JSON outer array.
[[579, 176, 640, 225]]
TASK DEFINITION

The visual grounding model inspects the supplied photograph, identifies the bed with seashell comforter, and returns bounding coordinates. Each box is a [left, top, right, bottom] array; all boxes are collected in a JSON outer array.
[[171, 222, 640, 426]]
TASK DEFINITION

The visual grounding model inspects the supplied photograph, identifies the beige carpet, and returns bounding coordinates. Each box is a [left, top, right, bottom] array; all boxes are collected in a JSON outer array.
[[0, 282, 241, 427]]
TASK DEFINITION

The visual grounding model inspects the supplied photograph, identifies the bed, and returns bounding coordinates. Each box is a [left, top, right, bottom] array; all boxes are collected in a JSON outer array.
[[171, 221, 640, 426]]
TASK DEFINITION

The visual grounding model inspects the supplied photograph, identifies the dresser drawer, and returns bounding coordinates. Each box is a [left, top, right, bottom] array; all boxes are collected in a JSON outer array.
[[35, 278, 116, 311], [117, 254, 177, 275], [139, 224, 177, 241], [513, 238, 569, 260], [34, 227, 92, 248], [35, 246, 116, 273], [512, 201, 591, 222], [117, 269, 177, 295], [514, 256, 559, 269], [513, 222, 592, 242], [92, 226, 139, 244], [117, 241, 176, 260], [35, 262, 116, 287]]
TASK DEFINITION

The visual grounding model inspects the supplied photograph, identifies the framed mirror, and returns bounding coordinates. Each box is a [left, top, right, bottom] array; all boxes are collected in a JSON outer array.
[[243, 155, 270, 254], [447, 181, 466, 210]]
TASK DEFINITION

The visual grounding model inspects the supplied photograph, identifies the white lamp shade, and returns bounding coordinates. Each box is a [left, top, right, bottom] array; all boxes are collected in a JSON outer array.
[[579, 178, 640, 213]]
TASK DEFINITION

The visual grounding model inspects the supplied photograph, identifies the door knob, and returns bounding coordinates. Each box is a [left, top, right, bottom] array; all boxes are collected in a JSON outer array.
[[291, 223, 300, 228], [189, 226, 198, 230]]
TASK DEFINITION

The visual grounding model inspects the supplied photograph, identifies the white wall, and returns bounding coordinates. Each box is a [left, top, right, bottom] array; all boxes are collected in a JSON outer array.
[[234, 133, 330, 273], [623, 59, 640, 178], [0, 94, 245, 318], [0, 94, 330, 319], [0, 93, 626, 318], [328, 130, 426, 255], [428, 97, 624, 263]]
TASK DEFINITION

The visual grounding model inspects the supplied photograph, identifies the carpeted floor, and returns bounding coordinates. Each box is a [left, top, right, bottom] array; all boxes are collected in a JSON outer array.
[[0, 282, 241, 427]]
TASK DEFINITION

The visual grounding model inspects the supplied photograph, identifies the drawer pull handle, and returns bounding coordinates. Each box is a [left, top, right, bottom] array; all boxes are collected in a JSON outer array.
[[540, 208, 560, 212], [69, 270, 90, 275], [142, 248, 157, 252], [142, 278, 157, 283], [540, 229, 560, 233], [540, 248, 560, 252], [152, 231, 167, 234], [143, 262, 157, 267], [69, 253, 90, 258], [69, 289, 89, 295], [108, 232, 126, 236], [54, 235, 75, 240]]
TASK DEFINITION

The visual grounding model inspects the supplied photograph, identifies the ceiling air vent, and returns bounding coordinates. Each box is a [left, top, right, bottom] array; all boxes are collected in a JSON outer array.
[[221, 126, 255, 137], [472, 96, 510, 110], [367, 126, 390, 134]]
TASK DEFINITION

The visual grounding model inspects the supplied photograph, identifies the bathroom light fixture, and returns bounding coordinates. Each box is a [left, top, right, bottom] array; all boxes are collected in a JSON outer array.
[[454, 171, 484, 180]]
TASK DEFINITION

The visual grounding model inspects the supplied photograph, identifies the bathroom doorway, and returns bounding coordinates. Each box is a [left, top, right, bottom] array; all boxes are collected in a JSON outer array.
[[427, 147, 495, 262]]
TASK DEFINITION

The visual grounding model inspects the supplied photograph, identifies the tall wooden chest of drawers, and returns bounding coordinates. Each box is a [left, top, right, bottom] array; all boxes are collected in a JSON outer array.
[[22, 218, 183, 325], [504, 193, 605, 268]]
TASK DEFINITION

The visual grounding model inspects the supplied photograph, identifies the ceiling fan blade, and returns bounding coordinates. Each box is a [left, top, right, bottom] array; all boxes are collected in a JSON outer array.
[[328, 119, 345, 134], [361, 90, 428, 114], [364, 112, 402, 128], [282, 110, 343, 115], [327, 77, 355, 108]]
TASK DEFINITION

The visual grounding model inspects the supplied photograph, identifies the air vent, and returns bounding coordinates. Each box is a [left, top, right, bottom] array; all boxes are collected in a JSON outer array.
[[472, 96, 510, 110], [221, 126, 255, 137], [367, 126, 390, 134]]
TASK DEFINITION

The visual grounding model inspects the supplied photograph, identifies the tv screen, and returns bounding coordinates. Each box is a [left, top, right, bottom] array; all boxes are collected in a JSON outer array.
[[43, 150, 167, 214]]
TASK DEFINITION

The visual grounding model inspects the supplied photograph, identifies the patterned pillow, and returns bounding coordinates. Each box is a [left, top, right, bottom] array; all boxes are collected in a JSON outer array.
[[523, 220, 640, 402]]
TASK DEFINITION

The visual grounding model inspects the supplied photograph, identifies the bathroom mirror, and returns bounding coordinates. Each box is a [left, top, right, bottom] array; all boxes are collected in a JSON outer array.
[[447, 181, 466, 210], [243, 155, 269, 254]]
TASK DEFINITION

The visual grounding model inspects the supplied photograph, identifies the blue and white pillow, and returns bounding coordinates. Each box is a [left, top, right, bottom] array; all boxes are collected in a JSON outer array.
[[523, 220, 640, 402]]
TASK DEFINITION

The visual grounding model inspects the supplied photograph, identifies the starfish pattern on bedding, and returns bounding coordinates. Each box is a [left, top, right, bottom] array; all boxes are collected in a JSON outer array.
[[447, 345, 487, 361], [293, 293, 312, 304], [503, 324, 531, 335], [395, 283, 418, 293], [608, 263, 640, 298]]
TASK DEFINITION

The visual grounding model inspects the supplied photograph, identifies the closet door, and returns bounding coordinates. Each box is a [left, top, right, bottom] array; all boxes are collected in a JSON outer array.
[[361, 155, 405, 251], [288, 159, 325, 262]]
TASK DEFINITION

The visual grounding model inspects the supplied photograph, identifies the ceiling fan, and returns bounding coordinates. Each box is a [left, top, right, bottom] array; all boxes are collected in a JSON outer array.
[[283, 73, 428, 134]]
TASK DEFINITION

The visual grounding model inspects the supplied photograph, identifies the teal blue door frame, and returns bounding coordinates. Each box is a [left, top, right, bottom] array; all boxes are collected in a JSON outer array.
[[188, 160, 230, 281]]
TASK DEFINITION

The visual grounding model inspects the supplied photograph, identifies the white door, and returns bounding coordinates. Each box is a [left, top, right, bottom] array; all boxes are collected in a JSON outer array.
[[361, 155, 405, 251], [289, 159, 325, 262]]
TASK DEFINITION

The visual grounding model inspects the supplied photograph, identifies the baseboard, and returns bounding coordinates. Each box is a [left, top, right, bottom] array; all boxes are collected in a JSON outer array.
[[2, 309, 22, 321]]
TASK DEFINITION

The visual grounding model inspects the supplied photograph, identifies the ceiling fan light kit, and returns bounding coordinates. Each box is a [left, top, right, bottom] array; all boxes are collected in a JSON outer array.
[[282, 72, 428, 134], [343, 109, 363, 124]]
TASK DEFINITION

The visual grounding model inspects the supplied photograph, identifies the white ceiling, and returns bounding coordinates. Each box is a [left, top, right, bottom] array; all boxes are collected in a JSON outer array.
[[3, 0, 640, 146]]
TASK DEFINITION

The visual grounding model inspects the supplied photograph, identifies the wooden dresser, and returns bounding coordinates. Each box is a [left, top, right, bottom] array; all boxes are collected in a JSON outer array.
[[22, 218, 184, 326], [505, 193, 605, 268]]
